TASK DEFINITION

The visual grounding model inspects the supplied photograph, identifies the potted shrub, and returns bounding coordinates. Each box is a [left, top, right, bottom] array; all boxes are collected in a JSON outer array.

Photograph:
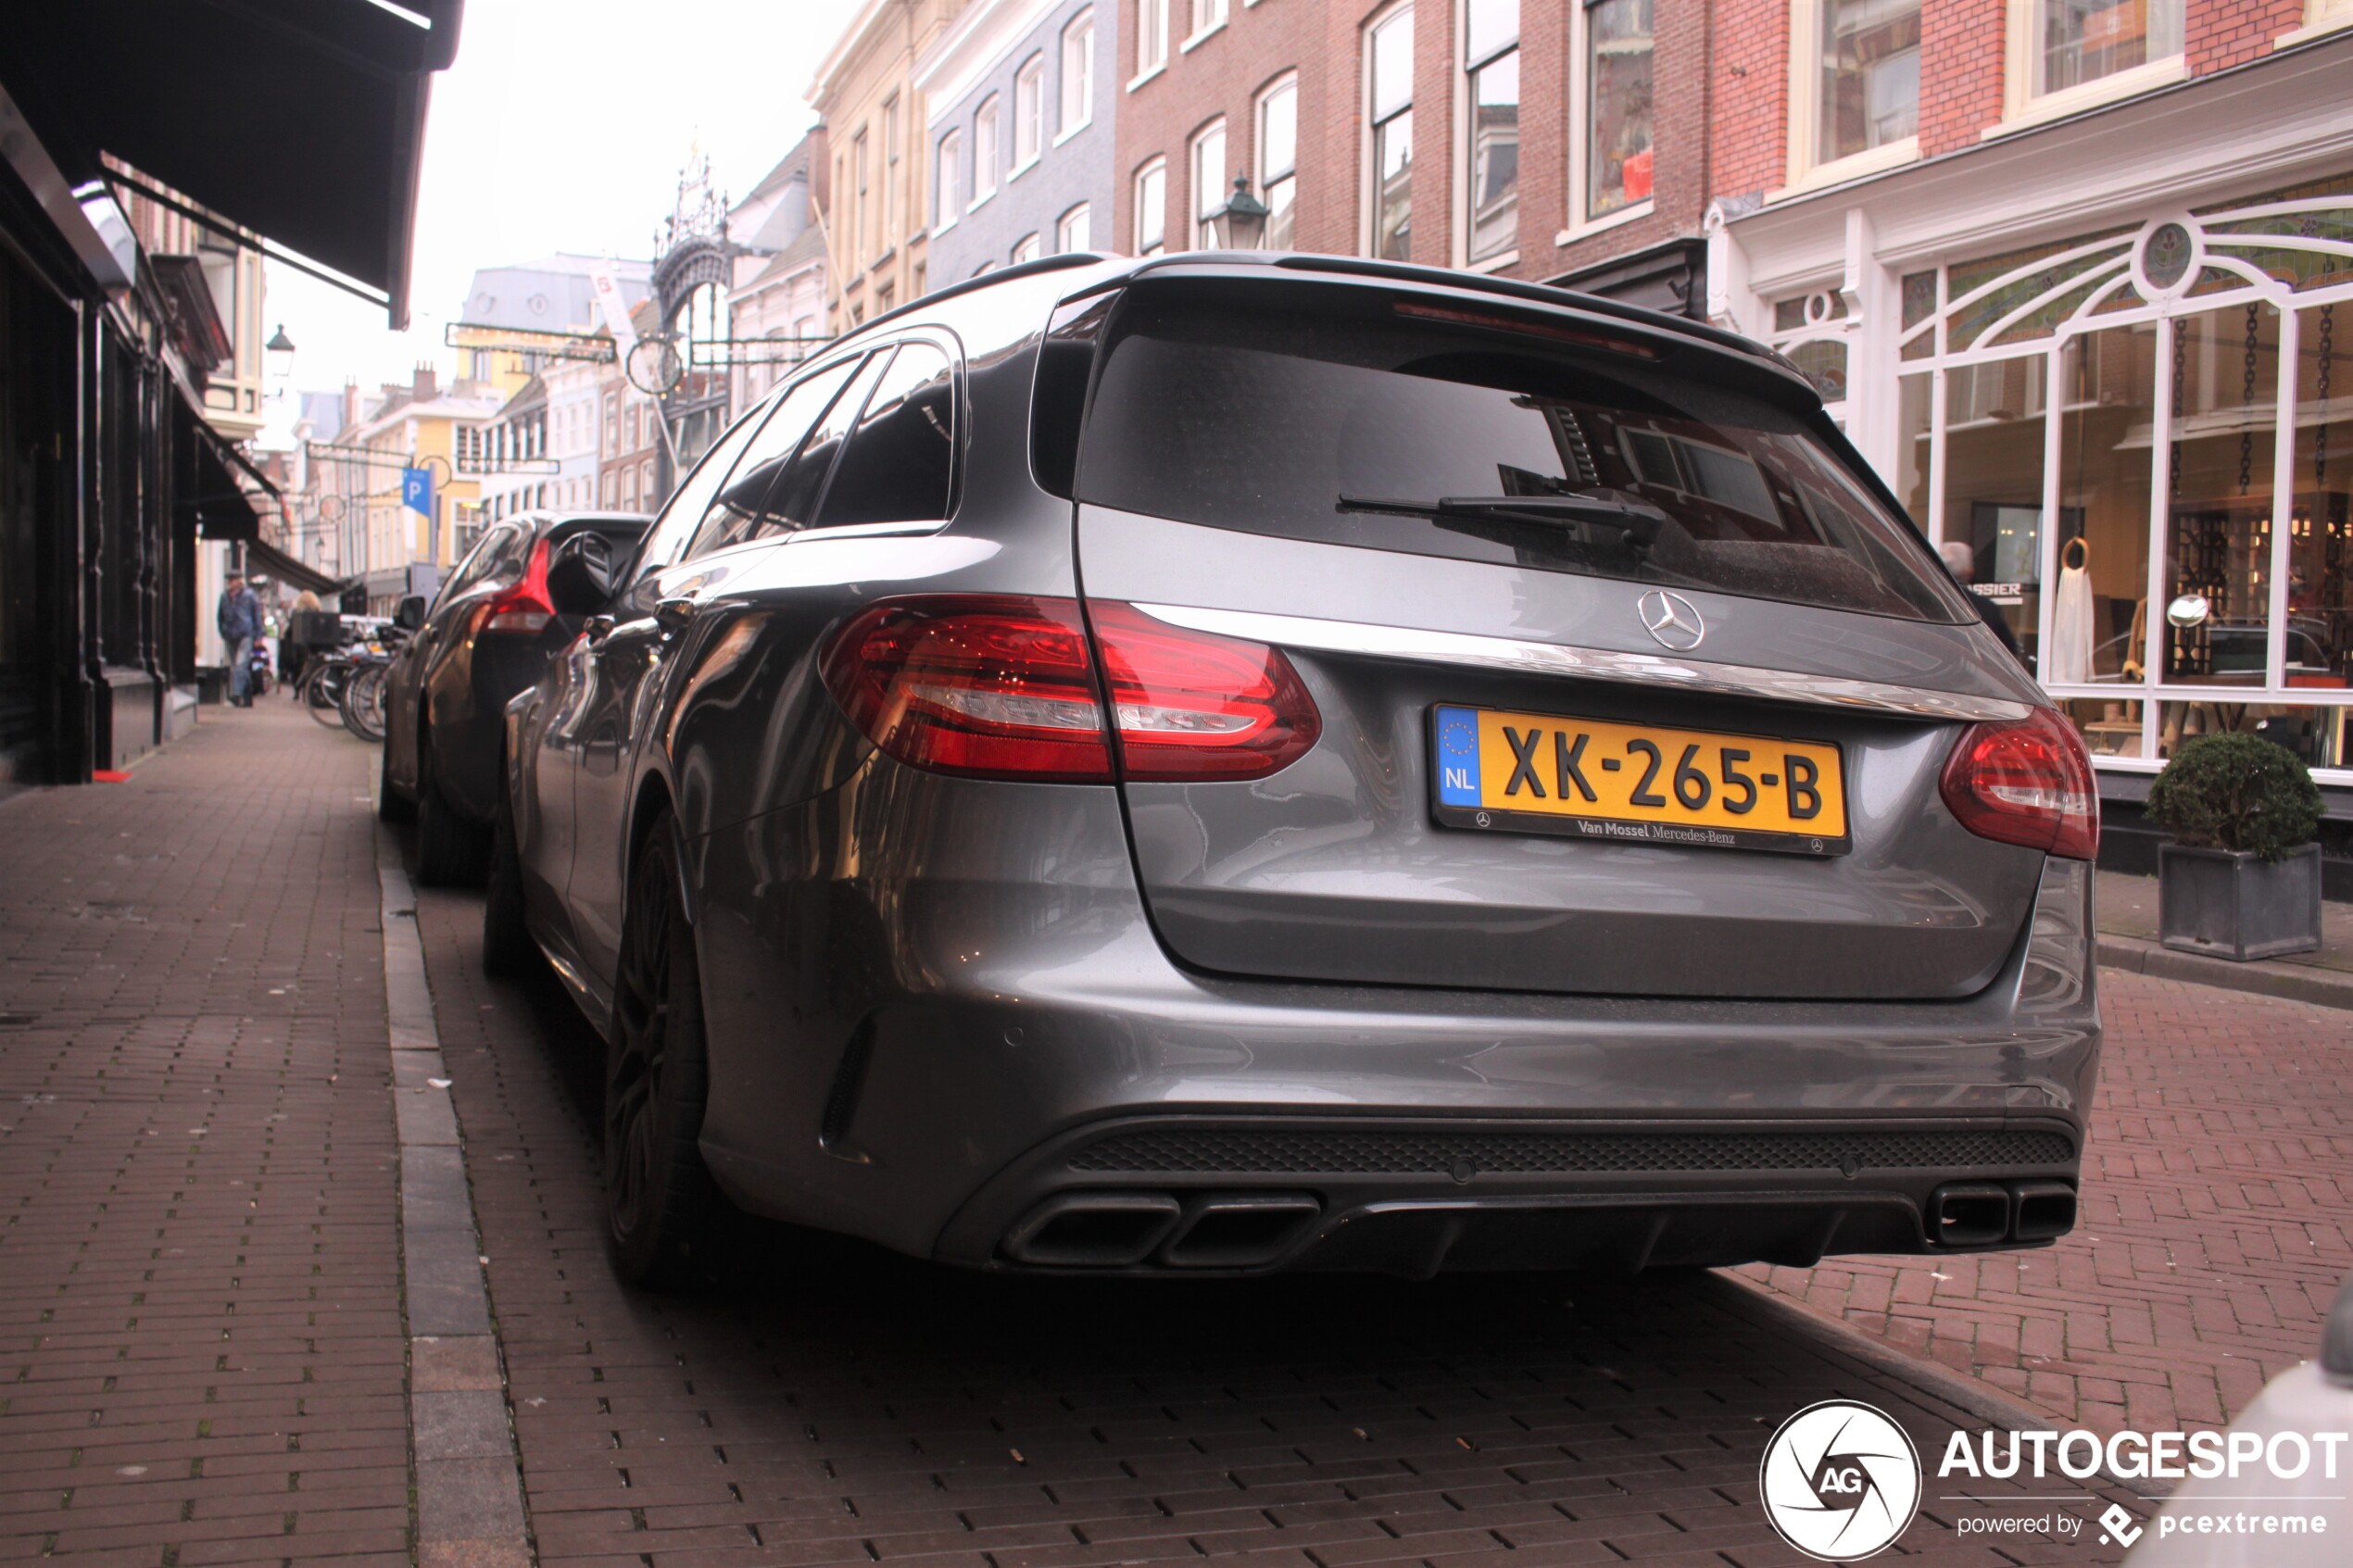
[[2145, 732, 2325, 961]]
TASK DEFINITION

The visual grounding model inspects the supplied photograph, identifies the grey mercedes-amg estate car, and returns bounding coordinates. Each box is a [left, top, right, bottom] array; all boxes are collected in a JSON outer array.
[[488, 250, 2101, 1286]]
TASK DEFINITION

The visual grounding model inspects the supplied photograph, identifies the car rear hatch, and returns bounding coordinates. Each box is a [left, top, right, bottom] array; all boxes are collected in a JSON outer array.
[[1063, 272, 2064, 1001]]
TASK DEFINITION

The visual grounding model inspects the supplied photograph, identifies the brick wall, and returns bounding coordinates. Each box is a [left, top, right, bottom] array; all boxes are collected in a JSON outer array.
[[1915, 0, 2006, 158], [2188, 0, 2304, 75]]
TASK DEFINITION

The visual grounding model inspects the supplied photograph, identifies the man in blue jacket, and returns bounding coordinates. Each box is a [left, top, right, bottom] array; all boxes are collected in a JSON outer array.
[[218, 571, 262, 707]]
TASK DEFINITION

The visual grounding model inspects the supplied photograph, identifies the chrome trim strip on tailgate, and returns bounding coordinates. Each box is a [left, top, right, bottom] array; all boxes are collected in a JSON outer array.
[[1131, 603, 2035, 724]]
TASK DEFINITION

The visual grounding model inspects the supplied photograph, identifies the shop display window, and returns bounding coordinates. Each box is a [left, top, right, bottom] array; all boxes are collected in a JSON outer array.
[[2157, 701, 2350, 771], [2161, 303, 2281, 687], [2061, 697, 2147, 759], [2290, 300, 2353, 691], [2046, 323, 2155, 685], [1944, 355, 2048, 668]]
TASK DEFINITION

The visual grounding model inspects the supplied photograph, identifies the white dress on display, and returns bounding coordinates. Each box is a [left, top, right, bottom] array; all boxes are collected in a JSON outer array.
[[2048, 562, 2095, 685]]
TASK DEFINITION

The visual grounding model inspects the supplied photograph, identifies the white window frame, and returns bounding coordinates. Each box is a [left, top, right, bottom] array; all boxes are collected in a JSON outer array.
[[1183, 0, 1229, 51], [972, 94, 1001, 207], [1190, 119, 1228, 250], [1455, 0, 1519, 270], [934, 129, 964, 232], [1013, 53, 1046, 172], [1057, 202, 1092, 254], [1362, 2, 1416, 261], [1995, 0, 2187, 134], [2283, 0, 2353, 43], [1132, 0, 1169, 87], [1012, 232, 1042, 265], [1256, 74, 1299, 253], [1134, 157, 1168, 256], [1059, 9, 1096, 142], [1559, 0, 1654, 245], [1779, 0, 1920, 198]]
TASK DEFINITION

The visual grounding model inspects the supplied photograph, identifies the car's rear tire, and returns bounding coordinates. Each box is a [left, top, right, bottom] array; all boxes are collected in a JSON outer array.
[[413, 734, 492, 888], [482, 780, 534, 978], [376, 742, 415, 823], [602, 813, 719, 1289]]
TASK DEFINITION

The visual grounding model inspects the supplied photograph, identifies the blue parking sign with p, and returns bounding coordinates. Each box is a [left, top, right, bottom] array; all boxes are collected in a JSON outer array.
[[401, 466, 434, 517]]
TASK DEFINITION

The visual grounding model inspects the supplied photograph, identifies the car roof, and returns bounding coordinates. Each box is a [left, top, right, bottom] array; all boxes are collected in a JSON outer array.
[[838, 249, 1803, 392]]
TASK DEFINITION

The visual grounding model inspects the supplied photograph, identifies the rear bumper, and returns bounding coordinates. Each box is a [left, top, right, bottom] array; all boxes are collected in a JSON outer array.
[[688, 768, 2100, 1274], [931, 1112, 2083, 1274]]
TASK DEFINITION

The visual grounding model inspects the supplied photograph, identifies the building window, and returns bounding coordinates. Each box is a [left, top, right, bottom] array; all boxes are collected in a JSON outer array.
[[1817, 0, 1918, 166], [1257, 77, 1298, 251], [1062, 10, 1096, 136], [884, 94, 902, 242], [604, 394, 616, 451], [974, 95, 1001, 203], [1057, 203, 1092, 254], [1014, 54, 1045, 166], [1136, 0, 1169, 79], [936, 129, 964, 230], [852, 128, 871, 258], [1189, 0, 1228, 40], [1464, 0, 1518, 264], [1190, 120, 1227, 249], [1583, 0, 1654, 222], [2032, 0, 2183, 97], [1013, 232, 1042, 265], [1367, 6, 1414, 261], [1134, 158, 1168, 255]]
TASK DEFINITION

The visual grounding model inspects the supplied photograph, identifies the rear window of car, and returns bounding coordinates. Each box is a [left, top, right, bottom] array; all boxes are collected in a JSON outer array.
[[1074, 285, 1967, 623]]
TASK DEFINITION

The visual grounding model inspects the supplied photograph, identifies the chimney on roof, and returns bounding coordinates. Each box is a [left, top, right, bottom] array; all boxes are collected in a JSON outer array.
[[412, 361, 438, 403]]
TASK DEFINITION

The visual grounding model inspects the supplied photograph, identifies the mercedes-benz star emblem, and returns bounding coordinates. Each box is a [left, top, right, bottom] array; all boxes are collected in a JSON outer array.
[[1638, 589, 1705, 651]]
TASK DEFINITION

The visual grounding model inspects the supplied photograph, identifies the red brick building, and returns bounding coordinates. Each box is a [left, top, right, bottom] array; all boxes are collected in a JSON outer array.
[[1114, 0, 1716, 314]]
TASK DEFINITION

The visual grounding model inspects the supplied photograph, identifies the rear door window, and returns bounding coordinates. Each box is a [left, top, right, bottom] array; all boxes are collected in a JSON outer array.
[[1075, 285, 1967, 623], [736, 353, 890, 538], [812, 343, 956, 528], [680, 356, 864, 559]]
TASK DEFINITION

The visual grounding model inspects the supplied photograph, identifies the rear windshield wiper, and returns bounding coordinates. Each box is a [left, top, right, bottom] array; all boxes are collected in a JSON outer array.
[[1338, 492, 1667, 547]]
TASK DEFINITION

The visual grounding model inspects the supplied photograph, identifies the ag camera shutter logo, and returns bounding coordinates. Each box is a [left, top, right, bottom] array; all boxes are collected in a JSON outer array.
[[1759, 1400, 1923, 1561]]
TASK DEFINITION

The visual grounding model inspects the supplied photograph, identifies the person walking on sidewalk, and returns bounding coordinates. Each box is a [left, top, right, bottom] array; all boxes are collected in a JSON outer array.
[[218, 571, 262, 708]]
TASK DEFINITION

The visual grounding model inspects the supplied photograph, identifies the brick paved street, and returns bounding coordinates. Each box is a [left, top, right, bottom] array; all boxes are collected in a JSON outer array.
[[1744, 975, 2353, 1438], [12, 703, 2353, 1568], [0, 705, 409, 1568]]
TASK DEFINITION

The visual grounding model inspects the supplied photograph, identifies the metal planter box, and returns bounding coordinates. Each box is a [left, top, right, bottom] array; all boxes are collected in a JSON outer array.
[[2157, 841, 2323, 961]]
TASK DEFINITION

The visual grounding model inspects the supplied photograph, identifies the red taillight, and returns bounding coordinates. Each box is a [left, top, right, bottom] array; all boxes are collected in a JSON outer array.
[[1088, 602, 1321, 781], [1939, 707, 2099, 860], [820, 596, 1114, 781], [475, 540, 554, 635], [817, 596, 1321, 784]]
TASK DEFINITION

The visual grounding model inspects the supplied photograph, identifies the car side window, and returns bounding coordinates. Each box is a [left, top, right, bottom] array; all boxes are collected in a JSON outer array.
[[737, 353, 891, 541], [812, 343, 956, 529], [628, 400, 774, 581], [436, 523, 520, 605], [680, 355, 864, 560]]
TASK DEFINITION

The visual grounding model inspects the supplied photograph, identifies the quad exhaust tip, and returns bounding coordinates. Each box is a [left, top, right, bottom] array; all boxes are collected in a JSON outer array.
[[1002, 1191, 1322, 1269], [1929, 1180, 2076, 1248]]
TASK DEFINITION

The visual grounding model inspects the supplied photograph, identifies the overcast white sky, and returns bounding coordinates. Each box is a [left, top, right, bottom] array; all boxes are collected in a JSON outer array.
[[263, 0, 863, 415]]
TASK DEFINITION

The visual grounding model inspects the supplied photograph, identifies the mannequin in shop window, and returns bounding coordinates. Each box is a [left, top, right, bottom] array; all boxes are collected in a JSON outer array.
[[1939, 539, 2025, 663], [2048, 535, 2095, 685]]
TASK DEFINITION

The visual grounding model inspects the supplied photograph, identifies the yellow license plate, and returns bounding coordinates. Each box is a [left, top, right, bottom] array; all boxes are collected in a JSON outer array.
[[1431, 705, 1849, 855]]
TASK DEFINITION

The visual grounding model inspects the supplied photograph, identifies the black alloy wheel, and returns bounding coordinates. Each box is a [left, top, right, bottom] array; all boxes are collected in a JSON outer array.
[[602, 813, 719, 1287], [480, 772, 534, 978]]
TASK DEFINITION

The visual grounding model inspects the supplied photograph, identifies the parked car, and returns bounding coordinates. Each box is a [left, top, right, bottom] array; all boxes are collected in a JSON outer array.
[[380, 509, 651, 884], [488, 251, 2103, 1287]]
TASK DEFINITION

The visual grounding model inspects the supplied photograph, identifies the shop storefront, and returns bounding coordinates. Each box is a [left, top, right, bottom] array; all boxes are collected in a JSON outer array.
[[1714, 34, 2353, 803]]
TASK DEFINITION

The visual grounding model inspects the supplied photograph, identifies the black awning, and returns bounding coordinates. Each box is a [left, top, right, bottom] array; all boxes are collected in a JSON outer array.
[[1, 0, 463, 327], [243, 536, 343, 598], [188, 420, 283, 544]]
